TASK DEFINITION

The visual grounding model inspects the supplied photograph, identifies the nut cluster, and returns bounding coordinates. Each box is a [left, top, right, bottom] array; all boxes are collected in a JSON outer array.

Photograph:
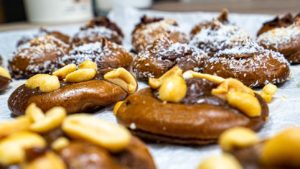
[[53, 60, 97, 82], [212, 78, 261, 117], [0, 104, 132, 167], [104, 67, 138, 94], [149, 66, 187, 103], [25, 74, 60, 92]]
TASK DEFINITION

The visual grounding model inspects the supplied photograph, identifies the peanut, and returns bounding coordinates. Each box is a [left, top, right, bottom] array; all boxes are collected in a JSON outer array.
[[53, 64, 76, 79], [149, 66, 182, 89], [158, 75, 187, 102], [183, 70, 225, 84], [62, 114, 131, 152], [79, 60, 97, 71], [219, 127, 259, 152], [0, 66, 11, 79], [104, 68, 137, 94], [65, 68, 96, 83], [198, 154, 242, 169]]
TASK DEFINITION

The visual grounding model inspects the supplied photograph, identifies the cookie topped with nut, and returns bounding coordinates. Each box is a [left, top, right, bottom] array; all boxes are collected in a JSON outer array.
[[115, 66, 274, 145], [198, 127, 300, 169], [8, 60, 137, 117], [0, 104, 156, 169]]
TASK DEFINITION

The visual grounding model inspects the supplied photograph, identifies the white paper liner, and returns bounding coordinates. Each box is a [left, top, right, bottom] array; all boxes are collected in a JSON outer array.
[[0, 6, 299, 169]]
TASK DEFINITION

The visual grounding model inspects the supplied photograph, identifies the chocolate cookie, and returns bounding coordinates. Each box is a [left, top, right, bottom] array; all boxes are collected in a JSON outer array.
[[0, 110, 156, 169], [115, 68, 269, 145], [202, 42, 290, 87], [257, 17, 300, 64], [0, 64, 11, 92], [8, 61, 137, 116], [9, 34, 70, 79], [72, 17, 124, 46], [257, 13, 300, 36], [132, 37, 207, 81], [58, 39, 133, 74], [199, 127, 300, 169], [132, 15, 188, 53]]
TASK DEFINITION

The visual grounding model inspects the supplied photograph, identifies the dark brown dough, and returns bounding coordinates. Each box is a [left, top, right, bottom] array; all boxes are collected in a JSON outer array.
[[72, 17, 124, 46], [132, 15, 188, 53], [116, 78, 269, 145], [58, 38, 133, 75], [132, 37, 207, 81], [8, 80, 127, 117]]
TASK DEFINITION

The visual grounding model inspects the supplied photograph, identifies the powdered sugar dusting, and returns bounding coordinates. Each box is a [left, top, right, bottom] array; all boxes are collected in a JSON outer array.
[[76, 27, 119, 40]]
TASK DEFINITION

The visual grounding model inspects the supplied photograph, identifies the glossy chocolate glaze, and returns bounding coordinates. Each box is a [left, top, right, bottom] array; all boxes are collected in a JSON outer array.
[[8, 79, 127, 117], [116, 78, 269, 145]]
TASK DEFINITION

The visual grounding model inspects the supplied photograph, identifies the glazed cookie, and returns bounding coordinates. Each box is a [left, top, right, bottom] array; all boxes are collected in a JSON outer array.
[[8, 61, 137, 116], [202, 41, 290, 87], [132, 15, 188, 53], [132, 37, 208, 80], [58, 39, 133, 74], [257, 17, 300, 64], [257, 13, 300, 36], [0, 106, 156, 169], [115, 67, 273, 145], [198, 127, 300, 169], [72, 17, 124, 46], [9, 33, 70, 79]]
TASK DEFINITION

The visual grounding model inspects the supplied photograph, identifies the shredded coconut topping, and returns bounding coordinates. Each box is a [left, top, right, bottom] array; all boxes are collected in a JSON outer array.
[[257, 24, 300, 48], [190, 21, 252, 53], [75, 26, 119, 40]]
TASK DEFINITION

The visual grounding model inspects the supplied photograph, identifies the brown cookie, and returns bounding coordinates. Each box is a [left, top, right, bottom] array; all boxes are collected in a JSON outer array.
[[132, 15, 188, 53], [257, 18, 300, 64], [58, 39, 133, 74], [116, 78, 269, 145], [202, 42, 290, 87], [72, 17, 124, 46], [8, 80, 127, 117], [132, 37, 207, 81], [9, 34, 70, 79], [257, 13, 300, 36], [60, 137, 156, 169]]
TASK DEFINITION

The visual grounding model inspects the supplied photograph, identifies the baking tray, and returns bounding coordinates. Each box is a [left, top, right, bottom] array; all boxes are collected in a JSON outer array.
[[0, 6, 299, 169]]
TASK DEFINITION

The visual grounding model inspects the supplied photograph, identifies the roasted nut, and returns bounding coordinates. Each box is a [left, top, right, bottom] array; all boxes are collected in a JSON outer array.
[[183, 70, 225, 84], [104, 68, 137, 94], [212, 78, 254, 100], [25, 74, 60, 92], [219, 127, 259, 152], [113, 101, 124, 115], [22, 152, 66, 169], [65, 68, 96, 83], [0, 131, 46, 165], [79, 60, 97, 71], [62, 114, 131, 152], [226, 91, 261, 117], [259, 83, 278, 103], [158, 75, 187, 102], [0, 116, 31, 139], [53, 64, 76, 79], [30, 107, 66, 133], [149, 66, 183, 89], [261, 128, 300, 168], [51, 137, 70, 151], [198, 154, 242, 169], [0, 66, 11, 79], [25, 103, 44, 122]]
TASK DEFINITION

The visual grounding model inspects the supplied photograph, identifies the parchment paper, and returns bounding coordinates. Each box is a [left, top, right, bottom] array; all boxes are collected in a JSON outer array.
[[0, 6, 299, 169]]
